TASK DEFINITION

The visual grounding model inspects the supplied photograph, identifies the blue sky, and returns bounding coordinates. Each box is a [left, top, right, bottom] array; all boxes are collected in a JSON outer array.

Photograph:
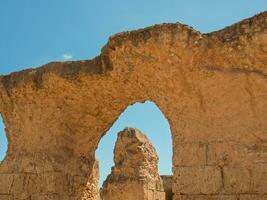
[[0, 115, 7, 161], [0, 1, 266, 74], [0, 0, 266, 186]]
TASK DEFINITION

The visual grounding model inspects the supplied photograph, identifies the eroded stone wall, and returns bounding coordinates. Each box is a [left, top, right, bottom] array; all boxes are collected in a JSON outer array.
[[161, 176, 173, 200], [100, 128, 165, 200], [0, 11, 266, 200], [82, 160, 100, 200]]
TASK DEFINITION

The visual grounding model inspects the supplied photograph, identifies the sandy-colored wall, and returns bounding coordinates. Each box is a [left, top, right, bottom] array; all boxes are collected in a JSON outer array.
[[0, 12, 266, 200]]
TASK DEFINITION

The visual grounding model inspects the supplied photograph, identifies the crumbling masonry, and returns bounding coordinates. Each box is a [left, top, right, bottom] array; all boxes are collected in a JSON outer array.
[[101, 128, 165, 200], [0, 12, 266, 200]]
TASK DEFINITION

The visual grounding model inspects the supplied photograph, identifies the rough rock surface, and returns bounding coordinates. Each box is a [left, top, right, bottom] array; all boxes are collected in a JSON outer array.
[[83, 160, 100, 200], [0, 11, 266, 200], [100, 128, 165, 200], [161, 176, 173, 200]]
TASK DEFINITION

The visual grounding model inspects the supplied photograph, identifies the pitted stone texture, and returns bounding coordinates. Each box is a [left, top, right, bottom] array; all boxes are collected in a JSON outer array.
[[82, 160, 100, 200], [223, 164, 267, 194], [0, 195, 13, 200], [173, 166, 222, 194], [0, 12, 266, 200], [161, 176, 173, 200], [100, 128, 165, 200], [173, 194, 237, 200], [240, 195, 267, 200]]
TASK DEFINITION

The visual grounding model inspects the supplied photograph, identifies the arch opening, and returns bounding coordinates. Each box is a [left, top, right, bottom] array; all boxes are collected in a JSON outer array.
[[0, 113, 8, 162], [95, 100, 173, 199]]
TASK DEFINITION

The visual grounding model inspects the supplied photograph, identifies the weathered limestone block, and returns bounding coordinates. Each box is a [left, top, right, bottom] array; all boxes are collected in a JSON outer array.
[[0, 11, 266, 200], [0, 195, 13, 200], [207, 142, 267, 166], [223, 164, 267, 194], [173, 166, 222, 194], [161, 176, 173, 200], [82, 160, 100, 200], [173, 143, 207, 166], [100, 128, 165, 200], [0, 174, 13, 194], [173, 194, 237, 200], [239, 195, 267, 200], [30, 194, 59, 200]]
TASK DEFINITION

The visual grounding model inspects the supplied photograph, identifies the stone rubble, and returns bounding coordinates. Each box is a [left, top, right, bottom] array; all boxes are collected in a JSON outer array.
[[101, 128, 166, 200]]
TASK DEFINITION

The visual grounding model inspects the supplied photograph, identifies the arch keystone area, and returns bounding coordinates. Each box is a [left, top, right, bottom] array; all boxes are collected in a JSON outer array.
[[0, 12, 266, 200]]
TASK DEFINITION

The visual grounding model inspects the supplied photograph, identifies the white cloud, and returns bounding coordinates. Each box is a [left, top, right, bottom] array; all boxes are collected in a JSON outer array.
[[62, 53, 73, 60]]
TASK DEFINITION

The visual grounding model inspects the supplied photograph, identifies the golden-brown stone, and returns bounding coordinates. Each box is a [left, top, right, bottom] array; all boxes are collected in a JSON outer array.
[[100, 128, 165, 200], [0, 11, 266, 200]]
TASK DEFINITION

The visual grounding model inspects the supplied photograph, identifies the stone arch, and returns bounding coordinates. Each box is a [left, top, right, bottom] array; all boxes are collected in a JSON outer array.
[[95, 100, 173, 187], [0, 12, 266, 200]]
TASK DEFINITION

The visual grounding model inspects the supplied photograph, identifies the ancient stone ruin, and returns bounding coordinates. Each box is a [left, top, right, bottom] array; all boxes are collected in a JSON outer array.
[[161, 176, 173, 200], [0, 11, 266, 200], [101, 128, 165, 200]]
